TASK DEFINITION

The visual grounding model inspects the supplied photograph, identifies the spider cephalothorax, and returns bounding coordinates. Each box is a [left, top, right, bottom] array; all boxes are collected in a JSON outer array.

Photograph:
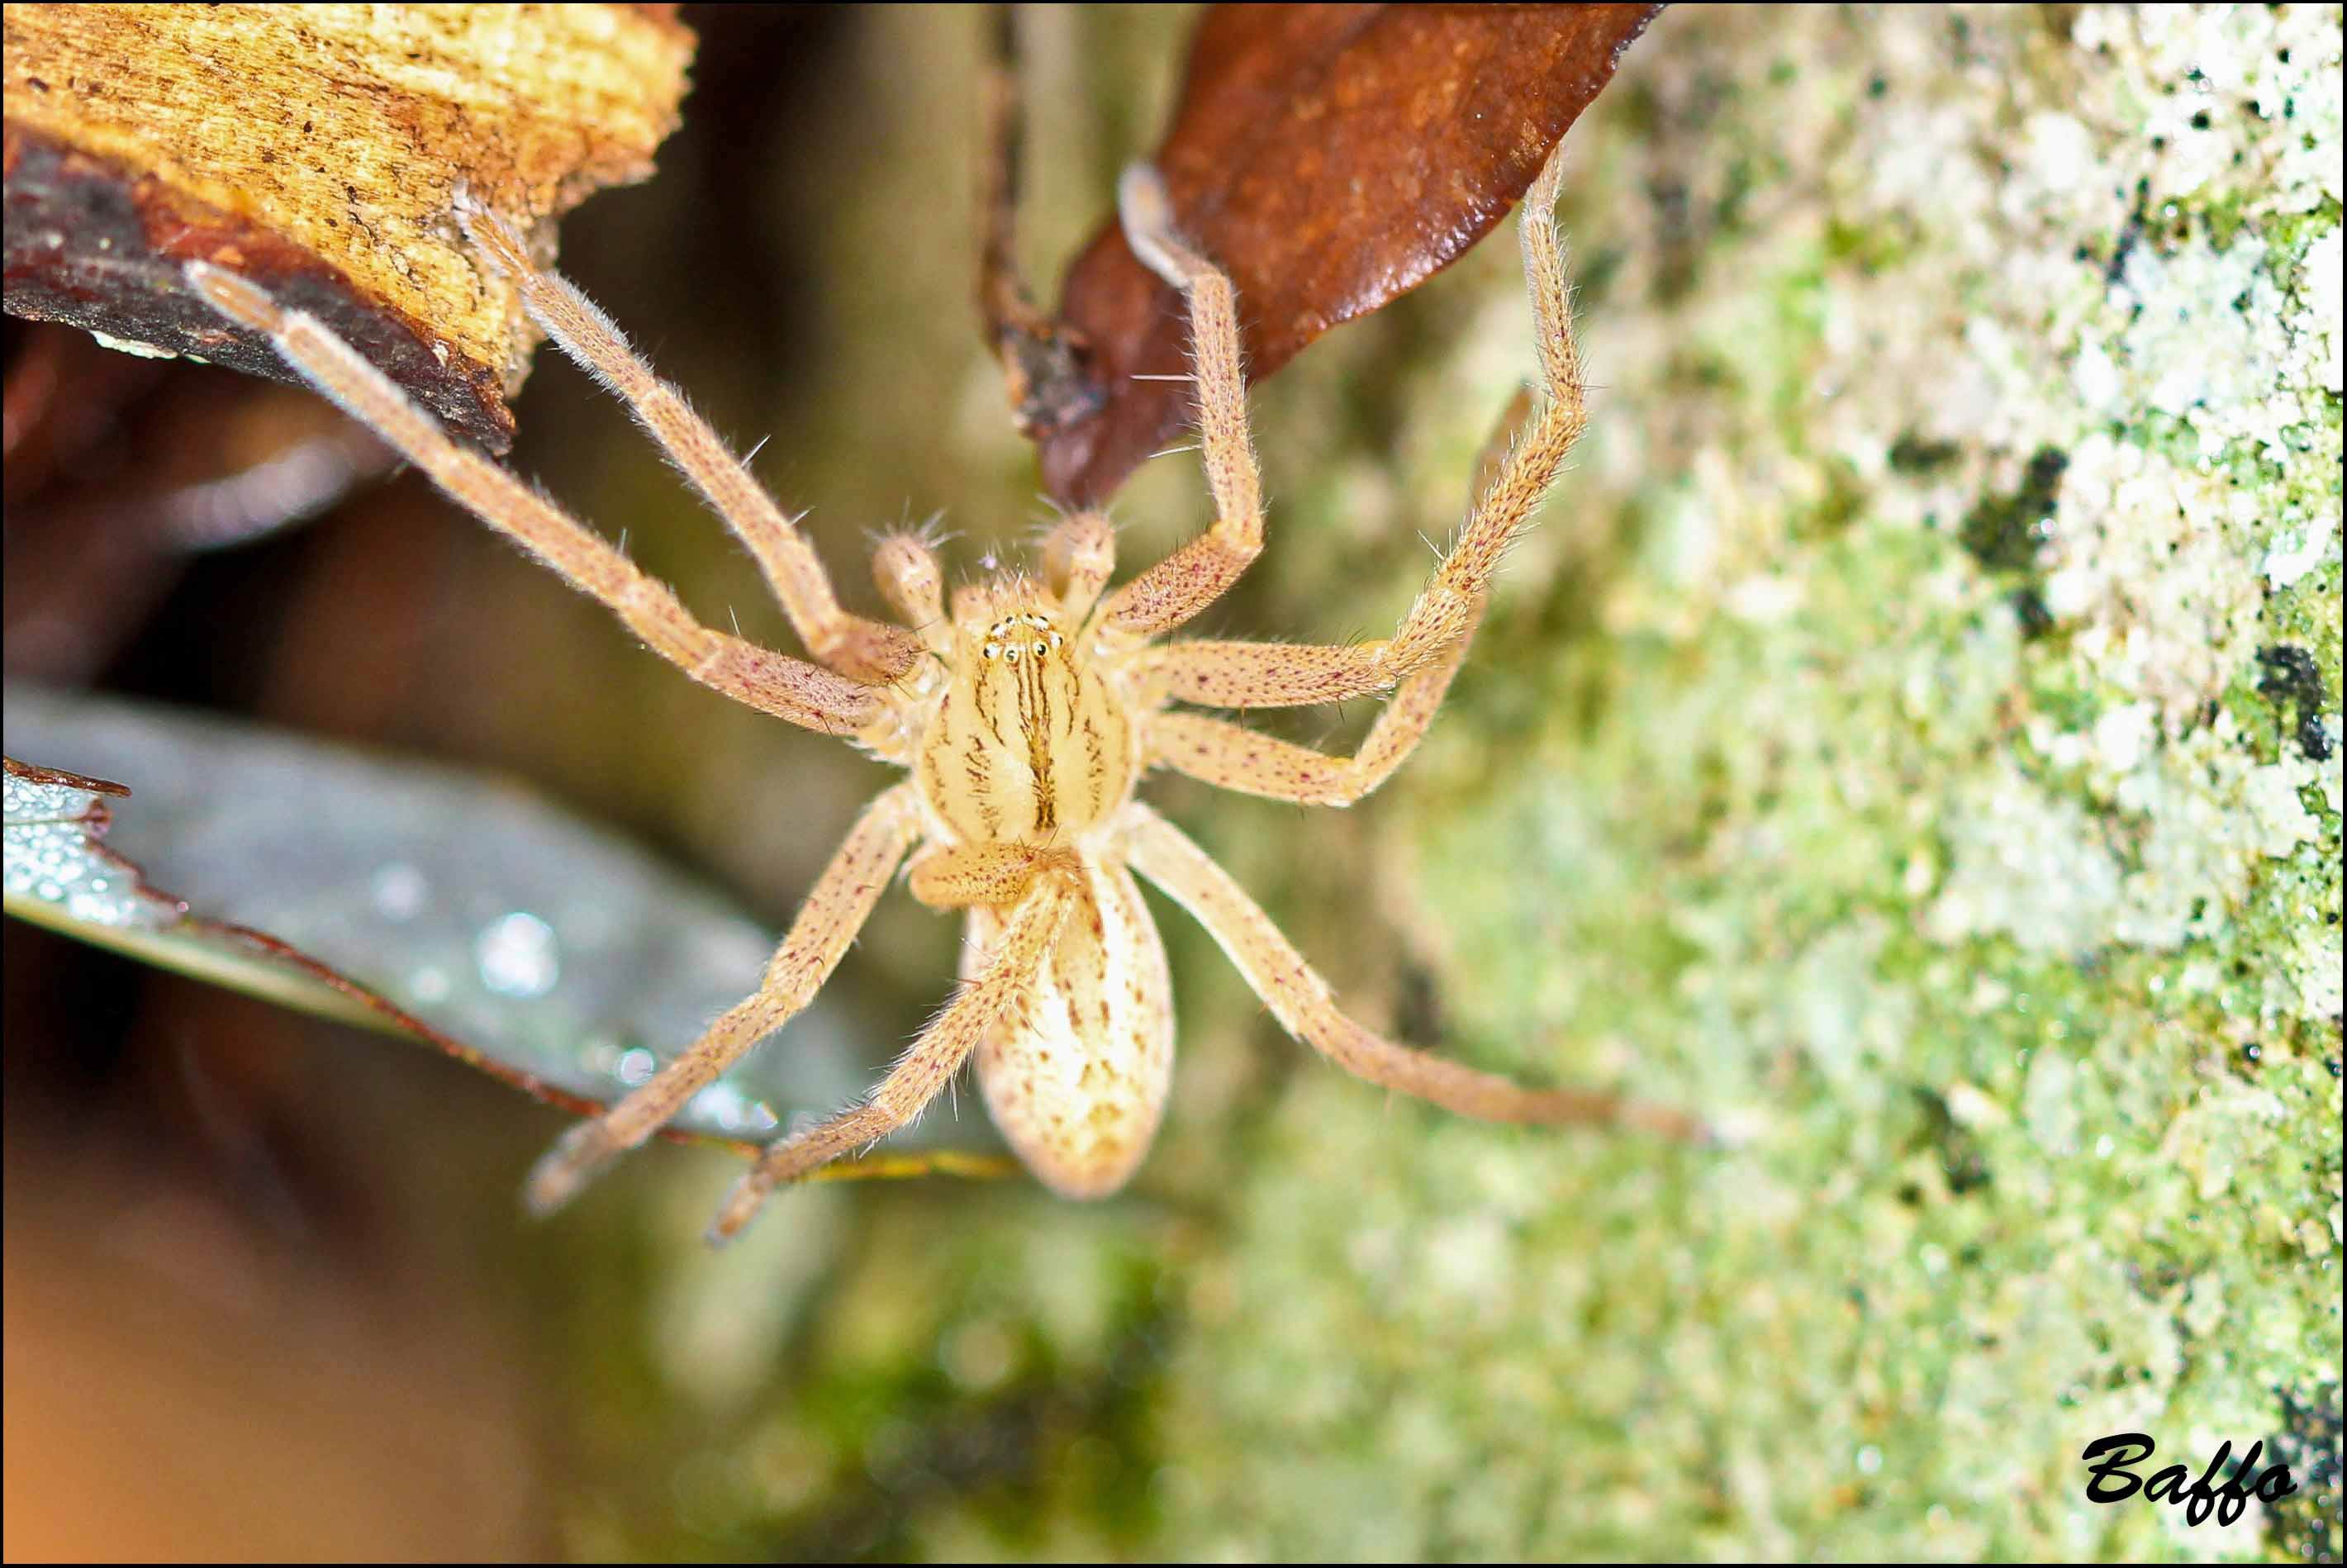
[[921, 582, 1136, 849], [186, 144, 1699, 1243]]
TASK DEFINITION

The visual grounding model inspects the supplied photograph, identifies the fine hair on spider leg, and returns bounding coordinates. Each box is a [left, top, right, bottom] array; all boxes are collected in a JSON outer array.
[[184, 135, 1698, 1245]]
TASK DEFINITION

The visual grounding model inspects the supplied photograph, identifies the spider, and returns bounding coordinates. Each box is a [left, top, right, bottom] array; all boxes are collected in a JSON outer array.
[[183, 140, 1698, 1243]]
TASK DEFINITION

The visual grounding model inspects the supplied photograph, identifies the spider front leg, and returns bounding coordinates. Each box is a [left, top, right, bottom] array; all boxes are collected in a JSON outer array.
[[1142, 634, 1470, 807], [184, 264, 884, 739], [1132, 137, 1588, 710], [707, 862, 1081, 1242], [525, 782, 925, 1214], [1122, 805, 1706, 1142], [1135, 387, 1534, 805], [454, 192, 922, 683], [1136, 384, 1502, 802], [1088, 167, 1263, 642]]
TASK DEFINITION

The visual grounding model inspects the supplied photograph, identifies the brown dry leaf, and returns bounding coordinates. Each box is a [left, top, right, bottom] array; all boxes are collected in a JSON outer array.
[[1026, 2, 1664, 505], [2, 2, 696, 451]]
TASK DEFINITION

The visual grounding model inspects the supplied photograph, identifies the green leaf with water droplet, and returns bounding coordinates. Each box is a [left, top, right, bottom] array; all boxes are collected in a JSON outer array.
[[5, 683, 993, 1163]]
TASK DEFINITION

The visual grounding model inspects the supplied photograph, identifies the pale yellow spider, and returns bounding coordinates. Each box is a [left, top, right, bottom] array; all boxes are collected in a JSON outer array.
[[183, 140, 1696, 1243]]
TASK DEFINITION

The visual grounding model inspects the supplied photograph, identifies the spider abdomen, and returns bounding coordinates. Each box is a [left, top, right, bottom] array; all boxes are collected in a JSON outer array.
[[919, 603, 1136, 846], [966, 860, 1173, 1198]]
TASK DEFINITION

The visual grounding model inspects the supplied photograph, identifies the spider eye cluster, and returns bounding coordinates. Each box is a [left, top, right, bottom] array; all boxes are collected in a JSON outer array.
[[981, 612, 1065, 663]]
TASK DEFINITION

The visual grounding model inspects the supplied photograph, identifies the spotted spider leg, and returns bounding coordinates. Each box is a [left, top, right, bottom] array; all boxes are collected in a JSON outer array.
[[1083, 166, 1264, 644], [1123, 141, 1586, 718], [1143, 636, 1476, 807], [183, 263, 882, 737], [1122, 804, 1708, 1143], [452, 191, 922, 684], [523, 783, 924, 1214], [708, 863, 1084, 1241], [1132, 392, 1522, 807], [1109, 142, 1704, 1139]]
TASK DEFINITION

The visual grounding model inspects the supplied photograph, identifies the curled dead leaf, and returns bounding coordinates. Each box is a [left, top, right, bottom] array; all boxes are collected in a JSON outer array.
[[1011, 2, 1663, 505]]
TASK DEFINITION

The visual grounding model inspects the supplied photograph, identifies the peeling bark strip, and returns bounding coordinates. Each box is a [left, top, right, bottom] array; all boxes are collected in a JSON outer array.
[[2, 2, 696, 452], [1028, 2, 1665, 504]]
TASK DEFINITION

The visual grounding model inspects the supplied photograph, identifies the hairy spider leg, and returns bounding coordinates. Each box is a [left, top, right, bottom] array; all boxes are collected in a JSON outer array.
[[1126, 140, 1587, 713], [523, 782, 924, 1214], [183, 262, 881, 736], [454, 190, 922, 683], [1084, 166, 1263, 643], [708, 862, 1081, 1240], [1123, 805, 1707, 1140]]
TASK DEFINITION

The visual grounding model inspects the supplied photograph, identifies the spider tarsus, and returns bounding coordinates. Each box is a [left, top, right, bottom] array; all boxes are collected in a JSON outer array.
[[1116, 162, 1188, 287], [448, 179, 496, 230], [183, 260, 277, 330], [706, 1167, 777, 1245], [523, 1119, 620, 1215], [1621, 1097, 1717, 1147], [449, 183, 530, 277]]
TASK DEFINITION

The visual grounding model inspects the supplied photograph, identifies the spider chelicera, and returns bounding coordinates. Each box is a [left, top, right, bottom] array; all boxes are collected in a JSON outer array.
[[185, 140, 1698, 1243]]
